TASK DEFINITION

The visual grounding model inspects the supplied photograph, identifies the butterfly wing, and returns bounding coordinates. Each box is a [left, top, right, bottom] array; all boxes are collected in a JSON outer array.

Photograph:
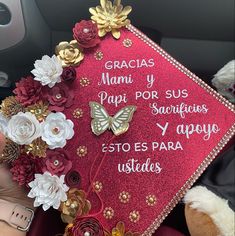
[[89, 102, 110, 136], [111, 105, 137, 136]]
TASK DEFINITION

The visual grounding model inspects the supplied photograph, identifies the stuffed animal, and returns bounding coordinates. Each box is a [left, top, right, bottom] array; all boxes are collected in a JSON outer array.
[[184, 60, 235, 236]]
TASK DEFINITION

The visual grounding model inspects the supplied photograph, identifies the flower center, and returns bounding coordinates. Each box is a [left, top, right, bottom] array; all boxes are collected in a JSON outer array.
[[83, 28, 90, 33], [55, 93, 62, 99], [84, 232, 90, 236], [18, 122, 32, 137], [54, 160, 60, 166], [52, 127, 60, 135], [132, 213, 137, 219], [80, 148, 85, 153]]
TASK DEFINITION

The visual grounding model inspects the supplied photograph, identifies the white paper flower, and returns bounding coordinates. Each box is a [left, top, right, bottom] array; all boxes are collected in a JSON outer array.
[[28, 172, 69, 211], [0, 112, 8, 136], [31, 55, 63, 88], [7, 112, 41, 145], [41, 112, 74, 149], [212, 60, 235, 103]]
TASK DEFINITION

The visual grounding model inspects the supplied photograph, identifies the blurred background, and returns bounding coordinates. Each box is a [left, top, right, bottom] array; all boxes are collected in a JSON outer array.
[[0, 0, 234, 99]]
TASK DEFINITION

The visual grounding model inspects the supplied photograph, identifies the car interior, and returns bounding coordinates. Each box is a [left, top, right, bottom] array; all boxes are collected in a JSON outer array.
[[0, 0, 234, 234]]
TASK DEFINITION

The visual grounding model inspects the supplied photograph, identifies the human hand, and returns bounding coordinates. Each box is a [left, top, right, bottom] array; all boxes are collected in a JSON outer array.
[[0, 133, 35, 236], [0, 133, 34, 209]]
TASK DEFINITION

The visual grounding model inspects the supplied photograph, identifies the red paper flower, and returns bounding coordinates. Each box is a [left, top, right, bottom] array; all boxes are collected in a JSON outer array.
[[65, 170, 81, 187], [10, 155, 42, 186], [44, 82, 74, 112], [62, 66, 77, 82], [42, 149, 72, 176], [69, 217, 104, 236], [13, 76, 43, 106], [73, 20, 100, 48]]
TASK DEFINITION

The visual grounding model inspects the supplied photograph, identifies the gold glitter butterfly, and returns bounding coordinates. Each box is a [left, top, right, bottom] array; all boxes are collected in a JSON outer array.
[[89, 102, 137, 136]]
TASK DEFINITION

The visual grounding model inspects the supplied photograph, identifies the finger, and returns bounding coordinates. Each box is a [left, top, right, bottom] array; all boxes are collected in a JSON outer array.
[[0, 132, 6, 155]]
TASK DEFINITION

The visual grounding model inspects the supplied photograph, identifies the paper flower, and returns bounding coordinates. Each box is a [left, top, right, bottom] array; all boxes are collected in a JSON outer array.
[[212, 60, 235, 103], [26, 101, 50, 122], [0, 112, 8, 136], [7, 112, 41, 145], [0, 96, 25, 118], [10, 155, 42, 186], [55, 40, 84, 67], [42, 149, 72, 176], [41, 112, 74, 149], [73, 20, 100, 48], [44, 82, 74, 112], [28, 172, 69, 211], [13, 76, 43, 106], [31, 55, 63, 88], [67, 217, 104, 236], [62, 66, 77, 82], [0, 138, 20, 163], [60, 188, 91, 224], [105, 221, 140, 236], [24, 138, 48, 158], [65, 170, 81, 187], [89, 0, 132, 39]]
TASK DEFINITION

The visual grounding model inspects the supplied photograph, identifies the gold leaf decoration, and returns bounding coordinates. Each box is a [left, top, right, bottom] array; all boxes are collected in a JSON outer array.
[[94, 51, 104, 61], [89, 0, 132, 39], [0, 96, 25, 118], [104, 221, 140, 236], [146, 194, 157, 206], [129, 210, 140, 223], [77, 146, 88, 157], [73, 108, 83, 119], [60, 188, 91, 224], [103, 207, 114, 219], [24, 138, 48, 158], [26, 101, 49, 122]]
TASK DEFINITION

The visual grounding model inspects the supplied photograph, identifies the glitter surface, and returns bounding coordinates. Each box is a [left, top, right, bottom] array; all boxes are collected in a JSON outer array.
[[62, 26, 235, 234]]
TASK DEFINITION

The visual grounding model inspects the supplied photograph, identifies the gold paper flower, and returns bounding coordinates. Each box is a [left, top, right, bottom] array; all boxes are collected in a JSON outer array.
[[55, 40, 84, 67], [104, 221, 140, 236], [24, 138, 48, 158], [60, 188, 91, 224], [0, 96, 25, 118], [26, 101, 49, 122], [64, 223, 74, 236], [89, 0, 132, 39], [0, 138, 20, 163]]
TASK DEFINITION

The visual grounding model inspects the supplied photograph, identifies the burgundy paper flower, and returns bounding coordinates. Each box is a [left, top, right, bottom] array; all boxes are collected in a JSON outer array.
[[10, 155, 42, 186], [61, 66, 77, 82], [42, 149, 72, 176], [69, 217, 104, 236], [73, 20, 100, 48], [13, 76, 43, 106], [65, 170, 81, 187], [44, 82, 74, 112]]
